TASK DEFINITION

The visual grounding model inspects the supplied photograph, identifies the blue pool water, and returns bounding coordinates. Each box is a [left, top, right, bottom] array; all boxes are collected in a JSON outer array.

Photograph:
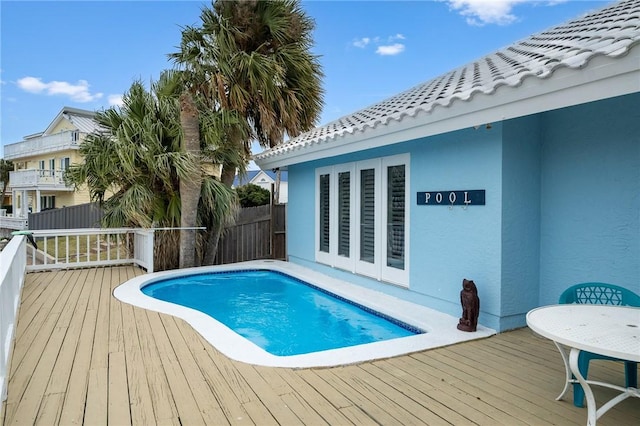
[[142, 270, 423, 356]]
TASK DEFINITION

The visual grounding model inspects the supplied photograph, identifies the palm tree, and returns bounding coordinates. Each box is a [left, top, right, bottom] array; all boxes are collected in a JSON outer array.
[[65, 71, 238, 270], [168, 60, 252, 267], [169, 0, 323, 261], [202, 0, 324, 146], [171, 1, 324, 172], [178, 90, 201, 268], [212, 0, 324, 196], [0, 159, 14, 207]]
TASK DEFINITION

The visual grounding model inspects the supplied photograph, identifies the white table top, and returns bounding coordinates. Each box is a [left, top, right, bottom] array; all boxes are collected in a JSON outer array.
[[527, 304, 640, 362]]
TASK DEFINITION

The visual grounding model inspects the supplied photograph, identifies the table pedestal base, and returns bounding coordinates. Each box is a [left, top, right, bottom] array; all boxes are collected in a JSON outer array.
[[554, 342, 640, 425]]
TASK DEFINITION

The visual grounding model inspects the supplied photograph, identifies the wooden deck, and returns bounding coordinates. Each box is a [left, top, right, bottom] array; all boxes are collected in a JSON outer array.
[[2, 266, 639, 425]]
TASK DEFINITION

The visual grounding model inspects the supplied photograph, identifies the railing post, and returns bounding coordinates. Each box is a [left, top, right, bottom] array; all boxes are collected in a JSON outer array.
[[145, 229, 154, 273], [0, 236, 27, 402]]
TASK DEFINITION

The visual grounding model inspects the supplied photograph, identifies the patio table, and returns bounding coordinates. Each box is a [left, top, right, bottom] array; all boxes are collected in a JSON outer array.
[[526, 304, 640, 426]]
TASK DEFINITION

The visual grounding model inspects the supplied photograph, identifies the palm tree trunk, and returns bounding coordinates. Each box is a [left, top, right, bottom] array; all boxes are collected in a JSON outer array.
[[220, 164, 236, 187], [201, 228, 222, 265], [179, 91, 201, 268], [274, 168, 281, 205], [199, 163, 237, 265]]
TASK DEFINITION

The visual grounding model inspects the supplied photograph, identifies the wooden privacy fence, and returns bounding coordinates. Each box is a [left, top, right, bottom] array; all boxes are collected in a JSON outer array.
[[29, 203, 104, 230], [215, 204, 286, 265], [26, 202, 286, 265]]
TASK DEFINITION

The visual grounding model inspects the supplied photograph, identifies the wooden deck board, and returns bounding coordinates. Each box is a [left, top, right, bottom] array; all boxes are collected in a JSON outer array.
[[159, 315, 229, 425], [176, 320, 253, 424], [107, 351, 131, 426], [133, 309, 179, 423], [272, 369, 355, 425], [2, 266, 639, 425], [121, 302, 156, 426], [46, 269, 93, 395], [85, 367, 108, 423], [349, 363, 458, 425], [425, 349, 577, 424], [145, 312, 207, 425], [382, 356, 526, 426]]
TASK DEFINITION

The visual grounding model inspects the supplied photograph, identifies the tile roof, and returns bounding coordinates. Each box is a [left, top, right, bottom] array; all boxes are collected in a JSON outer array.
[[255, 0, 640, 164]]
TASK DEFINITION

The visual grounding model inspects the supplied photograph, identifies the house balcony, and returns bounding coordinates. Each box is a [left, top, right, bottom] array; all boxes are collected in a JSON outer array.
[[8, 169, 73, 191], [3, 131, 81, 161]]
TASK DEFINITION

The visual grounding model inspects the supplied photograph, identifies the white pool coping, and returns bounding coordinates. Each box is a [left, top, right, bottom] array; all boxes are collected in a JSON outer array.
[[113, 260, 496, 368]]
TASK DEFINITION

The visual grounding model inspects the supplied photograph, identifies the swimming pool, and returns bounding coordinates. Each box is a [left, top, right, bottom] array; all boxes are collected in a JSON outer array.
[[114, 260, 496, 368], [141, 269, 422, 356]]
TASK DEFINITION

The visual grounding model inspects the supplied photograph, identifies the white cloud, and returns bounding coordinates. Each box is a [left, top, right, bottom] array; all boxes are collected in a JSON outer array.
[[354, 33, 407, 56], [353, 37, 370, 48], [446, 0, 529, 26], [376, 43, 406, 56], [16, 76, 103, 102], [108, 94, 124, 107]]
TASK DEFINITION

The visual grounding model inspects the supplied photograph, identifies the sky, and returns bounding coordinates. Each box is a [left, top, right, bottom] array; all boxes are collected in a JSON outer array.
[[0, 0, 613, 160]]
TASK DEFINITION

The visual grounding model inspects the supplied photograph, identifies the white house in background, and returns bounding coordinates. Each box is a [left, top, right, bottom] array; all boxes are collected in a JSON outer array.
[[3, 107, 99, 221], [233, 170, 288, 204], [255, 0, 640, 332]]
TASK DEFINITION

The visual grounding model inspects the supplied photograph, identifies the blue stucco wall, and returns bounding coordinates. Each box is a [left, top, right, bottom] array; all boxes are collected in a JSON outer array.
[[539, 93, 640, 304], [287, 126, 506, 330], [500, 115, 542, 330], [408, 126, 503, 328], [285, 92, 639, 332]]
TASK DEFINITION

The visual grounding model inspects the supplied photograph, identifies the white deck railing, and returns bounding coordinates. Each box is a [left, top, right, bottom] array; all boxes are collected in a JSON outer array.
[[0, 228, 154, 401], [0, 236, 27, 402], [24, 228, 155, 273]]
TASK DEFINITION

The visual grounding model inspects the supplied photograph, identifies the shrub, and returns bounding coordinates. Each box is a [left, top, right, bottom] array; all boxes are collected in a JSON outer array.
[[236, 184, 271, 207]]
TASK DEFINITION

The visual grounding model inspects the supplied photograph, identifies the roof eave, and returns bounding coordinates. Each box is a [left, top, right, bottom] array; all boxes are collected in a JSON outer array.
[[255, 48, 640, 170], [43, 106, 97, 136]]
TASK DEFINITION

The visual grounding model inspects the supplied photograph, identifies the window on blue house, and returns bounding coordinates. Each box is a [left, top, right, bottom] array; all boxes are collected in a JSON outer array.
[[318, 173, 330, 253], [387, 164, 405, 270], [359, 168, 376, 263], [337, 171, 351, 257], [315, 154, 409, 287]]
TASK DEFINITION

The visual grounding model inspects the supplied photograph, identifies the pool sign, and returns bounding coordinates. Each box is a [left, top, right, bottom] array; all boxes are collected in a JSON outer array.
[[417, 190, 485, 206]]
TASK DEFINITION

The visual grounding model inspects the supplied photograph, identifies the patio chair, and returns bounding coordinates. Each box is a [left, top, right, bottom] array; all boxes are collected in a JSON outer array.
[[558, 282, 640, 408]]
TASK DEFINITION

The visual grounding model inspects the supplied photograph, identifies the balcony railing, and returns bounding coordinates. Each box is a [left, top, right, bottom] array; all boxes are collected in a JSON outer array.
[[0, 216, 28, 231], [8, 169, 72, 190], [3, 131, 81, 160]]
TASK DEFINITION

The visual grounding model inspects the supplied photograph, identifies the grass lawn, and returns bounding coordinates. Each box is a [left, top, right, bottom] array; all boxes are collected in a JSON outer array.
[[37, 234, 129, 262]]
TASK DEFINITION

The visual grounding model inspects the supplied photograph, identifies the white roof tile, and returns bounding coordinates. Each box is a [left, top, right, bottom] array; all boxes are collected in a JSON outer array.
[[255, 0, 640, 163]]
